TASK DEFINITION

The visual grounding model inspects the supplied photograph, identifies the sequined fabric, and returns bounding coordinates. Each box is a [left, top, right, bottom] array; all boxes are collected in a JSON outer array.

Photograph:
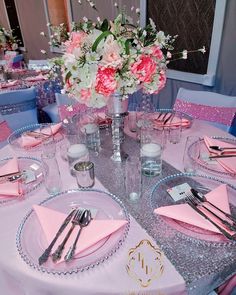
[[174, 98, 236, 126]]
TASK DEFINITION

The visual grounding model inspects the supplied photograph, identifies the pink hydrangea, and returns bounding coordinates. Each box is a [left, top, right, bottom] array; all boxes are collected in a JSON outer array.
[[64, 32, 87, 54], [131, 55, 157, 83], [95, 67, 117, 96]]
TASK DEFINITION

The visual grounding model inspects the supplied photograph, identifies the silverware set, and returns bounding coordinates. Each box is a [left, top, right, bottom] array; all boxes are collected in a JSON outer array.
[[155, 112, 174, 125], [0, 171, 25, 184], [185, 189, 236, 240], [38, 208, 91, 265], [209, 145, 236, 158]]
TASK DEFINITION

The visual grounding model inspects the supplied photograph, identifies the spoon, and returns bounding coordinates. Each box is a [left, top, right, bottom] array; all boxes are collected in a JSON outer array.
[[209, 145, 236, 152], [64, 209, 92, 262]]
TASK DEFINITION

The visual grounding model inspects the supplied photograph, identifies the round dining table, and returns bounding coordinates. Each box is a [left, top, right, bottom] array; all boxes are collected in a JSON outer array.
[[0, 119, 235, 295]]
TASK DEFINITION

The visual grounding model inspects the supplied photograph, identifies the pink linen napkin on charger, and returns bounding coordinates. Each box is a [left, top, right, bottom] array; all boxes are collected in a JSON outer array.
[[24, 74, 47, 82], [0, 80, 19, 89], [149, 113, 191, 128], [21, 122, 62, 148], [34, 205, 128, 264], [204, 136, 236, 174], [154, 184, 233, 235], [0, 157, 22, 196]]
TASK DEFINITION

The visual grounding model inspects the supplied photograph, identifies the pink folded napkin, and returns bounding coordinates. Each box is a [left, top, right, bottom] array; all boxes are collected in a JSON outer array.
[[21, 123, 62, 148], [34, 204, 128, 264], [154, 184, 233, 235], [24, 74, 47, 82], [0, 157, 22, 197], [153, 113, 190, 128], [0, 80, 19, 88], [204, 136, 236, 174]]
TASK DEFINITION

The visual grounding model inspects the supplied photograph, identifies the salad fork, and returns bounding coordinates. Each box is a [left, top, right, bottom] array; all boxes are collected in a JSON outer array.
[[52, 209, 84, 262]]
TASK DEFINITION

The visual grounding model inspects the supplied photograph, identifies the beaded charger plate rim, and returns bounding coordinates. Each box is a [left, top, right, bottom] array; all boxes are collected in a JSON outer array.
[[16, 188, 130, 275], [0, 156, 43, 206], [150, 173, 236, 247], [7, 123, 64, 153], [190, 136, 236, 177]]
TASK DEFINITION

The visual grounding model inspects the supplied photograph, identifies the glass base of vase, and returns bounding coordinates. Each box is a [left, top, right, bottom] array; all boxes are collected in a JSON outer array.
[[111, 150, 129, 162]]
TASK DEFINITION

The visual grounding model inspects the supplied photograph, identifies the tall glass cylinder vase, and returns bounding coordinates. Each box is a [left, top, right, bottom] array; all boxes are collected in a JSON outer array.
[[107, 93, 128, 162]]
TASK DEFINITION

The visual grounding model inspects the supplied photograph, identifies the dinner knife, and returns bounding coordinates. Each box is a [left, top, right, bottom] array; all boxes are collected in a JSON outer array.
[[209, 154, 236, 159], [38, 208, 77, 266], [191, 189, 236, 225], [186, 198, 236, 240]]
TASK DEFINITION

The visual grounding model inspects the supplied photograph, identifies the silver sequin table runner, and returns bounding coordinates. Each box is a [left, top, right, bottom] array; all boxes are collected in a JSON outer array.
[[90, 131, 236, 295]]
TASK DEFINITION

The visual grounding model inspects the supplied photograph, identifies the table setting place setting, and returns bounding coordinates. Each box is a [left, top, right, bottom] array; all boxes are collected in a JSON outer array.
[[0, 100, 235, 295]]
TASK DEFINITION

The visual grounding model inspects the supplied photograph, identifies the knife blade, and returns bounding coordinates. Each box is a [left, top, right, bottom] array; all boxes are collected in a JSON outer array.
[[38, 208, 77, 265], [209, 154, 236, 159], [186, 198, 236, 240], [191, 188, 236, 225]]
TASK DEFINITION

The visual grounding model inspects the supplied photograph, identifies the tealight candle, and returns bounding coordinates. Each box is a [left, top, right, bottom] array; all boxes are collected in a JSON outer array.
[[141, 143, 162, 177], [67, 144, 89, 175]]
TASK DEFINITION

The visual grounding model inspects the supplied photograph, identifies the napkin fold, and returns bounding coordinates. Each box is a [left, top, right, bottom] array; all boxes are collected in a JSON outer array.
[[154, 184, 231, 234], [21, 123, 62, 148], [204, 136, 236, 174], [0, 80, 19, 88], [34, 204, 128, 264], [152, 113, 191, 128], [0, 157, 22, 197], [24, 74, 47, 82]]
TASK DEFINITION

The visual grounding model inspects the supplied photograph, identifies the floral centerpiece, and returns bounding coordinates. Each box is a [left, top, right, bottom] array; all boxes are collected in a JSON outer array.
[[0, 26, 18, 52]]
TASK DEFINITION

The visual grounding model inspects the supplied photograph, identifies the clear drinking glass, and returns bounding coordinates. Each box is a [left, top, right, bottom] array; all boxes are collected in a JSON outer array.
[[168, 112, 182, 144], [41, 153, 62, 195], [84, 123, 101, 153], [125, 156, 142, 202], [128, 103, 138, 133], [183, 136, 200, 173], [40, 124, 56, 156]]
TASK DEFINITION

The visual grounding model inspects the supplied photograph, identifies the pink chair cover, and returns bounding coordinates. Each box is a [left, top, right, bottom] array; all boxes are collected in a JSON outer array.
[[0, 121, 12, 142], [174, 98, 236, 126]]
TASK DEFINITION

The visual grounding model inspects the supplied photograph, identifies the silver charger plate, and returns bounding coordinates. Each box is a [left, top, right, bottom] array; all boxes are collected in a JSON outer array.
[[0, 156, 43, 206], [16, 188, 130, 275], [189, 136, 236, 177], [8, 123, 64, 153], [151, 173, 236, 245]]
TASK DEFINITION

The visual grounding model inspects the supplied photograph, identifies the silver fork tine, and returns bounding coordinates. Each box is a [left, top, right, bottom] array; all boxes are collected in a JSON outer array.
[[51, 209, 83, 262], [186, 191, 236, 232]]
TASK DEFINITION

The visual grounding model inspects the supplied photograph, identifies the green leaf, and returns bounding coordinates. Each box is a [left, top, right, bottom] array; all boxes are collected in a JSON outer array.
[[92, 31, 113, 52], [124, 39, 131, 55], [100, 19, 109, 32], [65, 71, 72, 81]]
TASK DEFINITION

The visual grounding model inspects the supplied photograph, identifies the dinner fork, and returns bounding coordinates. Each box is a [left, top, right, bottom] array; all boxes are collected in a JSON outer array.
[[186, 192, 236, 232], [51, 209, 84, 262], [185, 192, 236, 240]]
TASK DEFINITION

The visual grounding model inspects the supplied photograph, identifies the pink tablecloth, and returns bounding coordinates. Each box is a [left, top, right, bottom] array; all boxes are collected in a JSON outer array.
[[0, 146, 185, 295]]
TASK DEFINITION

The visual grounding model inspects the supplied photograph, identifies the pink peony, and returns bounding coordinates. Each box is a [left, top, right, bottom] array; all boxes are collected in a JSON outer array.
[[95, 67, 117, 96], [131, 55, 157, 83], [80, 88, 92, 102], [150, 45, 164, 60], [64, 32, 87, 54], [101, 36, 123, 68]]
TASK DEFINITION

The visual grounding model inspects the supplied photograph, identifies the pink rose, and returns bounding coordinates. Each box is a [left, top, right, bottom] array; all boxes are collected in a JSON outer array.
[[95, 67, 117, 96], [150, 45, 164, 60], [64, 32, 87, 54], [131, 55, 157, 83], [101, 36, 123, 68], [80, 88, 92, 102]]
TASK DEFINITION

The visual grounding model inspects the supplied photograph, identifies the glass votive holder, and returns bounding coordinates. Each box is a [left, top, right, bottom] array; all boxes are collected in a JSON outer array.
[[125, 156, 142, 202], [74, 161, 95, 188], [67, 144, 89, 176], [183, 136, 200, 173], [141, 143, 162, 177]]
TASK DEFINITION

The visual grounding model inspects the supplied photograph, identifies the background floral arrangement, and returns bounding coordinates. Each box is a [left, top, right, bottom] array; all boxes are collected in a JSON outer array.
[[46, 2, 205, 108], [0, 26, 18, 51]]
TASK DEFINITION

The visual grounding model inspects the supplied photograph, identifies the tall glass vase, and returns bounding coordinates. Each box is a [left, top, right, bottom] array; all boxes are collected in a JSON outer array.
[[107, 93, 128, 162]]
